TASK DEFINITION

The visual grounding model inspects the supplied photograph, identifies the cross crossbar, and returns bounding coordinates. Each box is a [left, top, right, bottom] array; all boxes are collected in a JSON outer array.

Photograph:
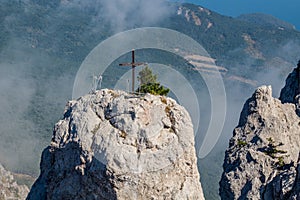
[[119, 50, 146, 92]]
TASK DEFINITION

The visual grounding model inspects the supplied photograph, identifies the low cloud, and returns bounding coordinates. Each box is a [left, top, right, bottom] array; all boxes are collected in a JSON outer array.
[[96, 0, 172, 32]]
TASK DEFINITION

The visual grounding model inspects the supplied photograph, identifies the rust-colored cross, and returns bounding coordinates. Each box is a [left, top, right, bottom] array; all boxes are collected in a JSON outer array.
[[119, 50, 145, 92]]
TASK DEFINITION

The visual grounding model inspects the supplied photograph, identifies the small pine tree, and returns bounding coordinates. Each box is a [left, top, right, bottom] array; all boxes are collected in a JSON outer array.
[[137, 66, 170, 96], [137, 66, 157, 85]]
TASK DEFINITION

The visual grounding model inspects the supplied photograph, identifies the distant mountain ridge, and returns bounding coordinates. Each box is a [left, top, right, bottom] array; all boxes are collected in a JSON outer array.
[[237, 13, 296, 30], [168, 3, 300, 89]]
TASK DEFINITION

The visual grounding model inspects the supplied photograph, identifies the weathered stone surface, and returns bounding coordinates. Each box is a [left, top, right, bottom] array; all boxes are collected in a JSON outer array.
[[220, 66, 300, 200], [27, 89, 204, 200], [0, 163, 29, 200]]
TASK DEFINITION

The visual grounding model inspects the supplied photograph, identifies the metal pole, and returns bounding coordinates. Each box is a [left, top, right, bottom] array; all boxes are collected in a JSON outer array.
[[98, 75, 102, 89], [132, 50, 135, 92], [119, 49, 145, 93]]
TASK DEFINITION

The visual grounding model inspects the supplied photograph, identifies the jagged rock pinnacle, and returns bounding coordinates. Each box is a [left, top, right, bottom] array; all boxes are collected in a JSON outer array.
[[220, 64, 300, 199]]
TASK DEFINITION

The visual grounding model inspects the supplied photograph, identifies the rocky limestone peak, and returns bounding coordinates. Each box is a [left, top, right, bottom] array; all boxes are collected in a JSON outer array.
[[220, 65, 300, 199], [0, 163, 29, 200], [27, 89, 205, 200]]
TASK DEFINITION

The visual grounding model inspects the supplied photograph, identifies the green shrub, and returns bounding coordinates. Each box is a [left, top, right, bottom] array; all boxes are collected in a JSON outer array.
[[137, 82, 170, 96], [237, 139, 247, 147], [277, 156, 285, 168], [136, 66, 170, 96]]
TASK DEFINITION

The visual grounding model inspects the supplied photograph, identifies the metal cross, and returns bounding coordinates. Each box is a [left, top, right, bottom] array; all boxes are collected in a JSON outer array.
[[119, 50, 145, 92]]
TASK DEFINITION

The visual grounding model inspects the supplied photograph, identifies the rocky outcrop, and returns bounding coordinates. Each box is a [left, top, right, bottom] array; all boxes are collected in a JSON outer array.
[[0, 163, 29, 200], [220, 65, 300, 199], [27, 89, 205, 200]]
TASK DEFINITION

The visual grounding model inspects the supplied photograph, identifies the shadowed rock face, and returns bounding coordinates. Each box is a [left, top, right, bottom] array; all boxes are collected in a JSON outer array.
[[0, 163, 29, 200], [280, 61, 300, 105], [290, 155, 300, 198], [27, 89, 205, 200], [220, 65, 300, 200]]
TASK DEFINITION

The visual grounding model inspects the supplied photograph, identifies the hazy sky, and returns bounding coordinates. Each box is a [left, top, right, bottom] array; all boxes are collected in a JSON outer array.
[[174, 0, 300, 30]]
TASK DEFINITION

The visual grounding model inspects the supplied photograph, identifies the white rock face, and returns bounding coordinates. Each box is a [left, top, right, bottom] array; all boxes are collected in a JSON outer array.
[[220, 66, 300, 199], [0, 163, 29, 200], [27, 89, 204, 200]]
